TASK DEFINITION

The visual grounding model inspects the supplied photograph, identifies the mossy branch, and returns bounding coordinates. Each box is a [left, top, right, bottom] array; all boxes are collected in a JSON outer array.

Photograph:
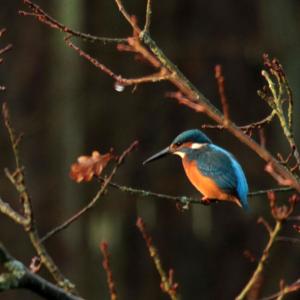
[[1, 103, 76, 292], [0, 243, 83, 300]]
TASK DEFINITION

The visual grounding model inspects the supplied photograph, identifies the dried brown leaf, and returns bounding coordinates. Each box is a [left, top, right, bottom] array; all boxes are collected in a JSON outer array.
[[70, 151, 113, 183]]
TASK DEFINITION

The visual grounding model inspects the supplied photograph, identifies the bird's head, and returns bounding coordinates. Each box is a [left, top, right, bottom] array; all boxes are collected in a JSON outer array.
[[143, 129, 212, 164]]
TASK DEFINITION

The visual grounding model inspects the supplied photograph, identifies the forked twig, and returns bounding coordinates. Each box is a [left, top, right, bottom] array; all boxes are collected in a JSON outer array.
[[136, 217, 180, 300], [1, 103, 76, 292], [40, 141, 138, 243]]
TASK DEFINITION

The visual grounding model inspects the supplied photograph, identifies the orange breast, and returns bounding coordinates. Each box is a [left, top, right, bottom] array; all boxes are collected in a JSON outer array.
[[182, 158, 241, 206]]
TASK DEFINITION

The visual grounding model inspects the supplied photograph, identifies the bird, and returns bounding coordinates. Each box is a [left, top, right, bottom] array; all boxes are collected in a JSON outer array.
[[143, 129, 249, 210]]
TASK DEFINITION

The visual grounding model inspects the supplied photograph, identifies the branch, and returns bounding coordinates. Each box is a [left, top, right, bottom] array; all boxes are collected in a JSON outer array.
[[0, 197, 27, 225], [136, 217, 180, 300], [260, 279, 300, 300], [99, 178, 294, 208], [236, 193, 297, 300], [259, 54, 300, 170], [19, 0, 300, 191], [0, 29, 13, 91], [143, 0, 152, 33], [1, 103, 76, 292], [0, 44, 13, 57], [99, 242, 117, 300], [214, 64, 229, 122], [65, 36, 170, 87], [114, 0, 138, 31], [20, 0, 126, 44], [0, 243, 83, 300], [40, 141, 138, 243], [235, 221, 282, 300]]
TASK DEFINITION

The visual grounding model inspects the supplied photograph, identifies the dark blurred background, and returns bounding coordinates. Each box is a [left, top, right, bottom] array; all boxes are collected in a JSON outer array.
[[1, 0, 300, 299]]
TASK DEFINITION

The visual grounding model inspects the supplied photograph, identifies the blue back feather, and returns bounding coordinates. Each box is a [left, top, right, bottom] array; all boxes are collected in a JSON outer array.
[[185, 144, 249, 210]]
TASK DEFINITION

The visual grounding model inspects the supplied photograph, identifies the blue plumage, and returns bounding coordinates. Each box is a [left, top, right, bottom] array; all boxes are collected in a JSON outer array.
[[144, 129, 249, 210]]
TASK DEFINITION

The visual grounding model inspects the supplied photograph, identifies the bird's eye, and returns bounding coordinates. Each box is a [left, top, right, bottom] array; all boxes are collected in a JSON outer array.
[[174, 142, 182, 147]]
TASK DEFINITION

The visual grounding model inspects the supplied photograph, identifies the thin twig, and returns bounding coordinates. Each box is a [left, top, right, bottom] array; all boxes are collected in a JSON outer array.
[[99, 242, 117, 300], [0, 44, 13, 56], [201, 111, 276, 135], [143, 0, 152, 33], [114, 0, 139, 31], [40, 141, 138, 243], [258, 217, 272, 235], [260, 54, 300, 170], [235, 221, 282, 300], [136, 217, 180, 300], [214, 64, 229, 123], [276, 236, 300, 245], [65, 37, 170, 86], [260, 279, 300, 300], [20, 0, 126, 43]]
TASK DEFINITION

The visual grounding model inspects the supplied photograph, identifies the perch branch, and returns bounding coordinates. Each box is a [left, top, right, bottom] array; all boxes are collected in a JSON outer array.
[[99, 178, 294, 207]]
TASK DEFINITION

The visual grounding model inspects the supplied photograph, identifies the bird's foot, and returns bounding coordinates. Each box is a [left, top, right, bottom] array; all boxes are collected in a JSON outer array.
[[200, 197, 218, 206], [200, 196, 211, 205]]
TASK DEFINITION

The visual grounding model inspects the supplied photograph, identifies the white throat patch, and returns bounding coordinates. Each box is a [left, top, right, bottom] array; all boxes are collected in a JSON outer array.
[[174, 151, 186, 158]]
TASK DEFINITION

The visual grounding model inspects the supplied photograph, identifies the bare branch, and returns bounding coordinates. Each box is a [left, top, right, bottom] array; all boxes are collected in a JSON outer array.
[[99, 242, 117, 300], [260, 279, 300, 300], [0, 243, 83, 300], [1, 103, 76, 292], [136, 217, 180, 300], [236, 193, 297, 300], [114, 0, 139, 31], [214, 64, 229, 123], [20, 0, 126, 43], [143, 0, 152, 33], [0, 44, 13, 56], [235, 221, 282, 300], [258, 217, 272, 235], [0, 197, 27, 225], [259, 54, 300, 170], [65, 37, 170, 86]]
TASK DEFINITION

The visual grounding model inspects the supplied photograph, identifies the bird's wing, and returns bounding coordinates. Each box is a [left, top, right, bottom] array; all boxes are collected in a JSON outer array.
[[194, 144, 248, 208]]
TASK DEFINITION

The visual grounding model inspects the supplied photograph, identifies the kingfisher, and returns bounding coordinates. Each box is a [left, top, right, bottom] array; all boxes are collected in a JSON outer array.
[[143, 129, 249, 210]]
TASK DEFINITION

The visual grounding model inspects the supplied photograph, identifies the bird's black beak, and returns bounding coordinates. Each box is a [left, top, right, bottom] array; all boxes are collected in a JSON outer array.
[[143, 147, 171, 165]]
